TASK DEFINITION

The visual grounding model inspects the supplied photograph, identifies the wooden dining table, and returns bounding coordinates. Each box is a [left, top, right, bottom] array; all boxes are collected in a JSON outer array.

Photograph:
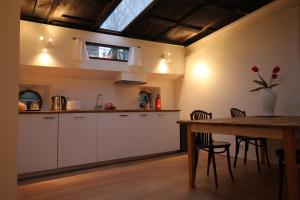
[[178, 116, 300, 200]]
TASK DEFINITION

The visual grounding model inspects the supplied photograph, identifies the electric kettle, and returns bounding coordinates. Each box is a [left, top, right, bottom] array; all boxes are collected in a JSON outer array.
[[51, 96, 67, 110]]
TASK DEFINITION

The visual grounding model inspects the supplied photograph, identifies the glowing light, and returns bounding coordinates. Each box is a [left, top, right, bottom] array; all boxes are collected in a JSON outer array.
[[39, 36, 44, 41], [48, 38, 53, 42], [42, 48, 48, 52], [193, 64, 210, 79], [37, 52, 53, 66], [158, 60, 168, 73]]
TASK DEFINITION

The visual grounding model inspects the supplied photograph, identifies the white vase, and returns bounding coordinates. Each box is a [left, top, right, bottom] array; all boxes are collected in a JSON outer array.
[[260, 88, 277, 116]]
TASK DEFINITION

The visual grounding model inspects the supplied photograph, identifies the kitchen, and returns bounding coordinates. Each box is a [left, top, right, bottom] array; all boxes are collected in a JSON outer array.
[[1, 0, 300, 200]]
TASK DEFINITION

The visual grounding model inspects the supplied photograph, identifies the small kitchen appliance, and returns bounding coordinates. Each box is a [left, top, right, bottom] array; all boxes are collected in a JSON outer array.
[[51, 96, 67, 110], [66, 100, 81, 111]]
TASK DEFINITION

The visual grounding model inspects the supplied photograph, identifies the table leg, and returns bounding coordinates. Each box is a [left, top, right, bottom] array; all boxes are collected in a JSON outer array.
[[283, 129, 299, 200], [260, 140, 266, 164], [187, 125, 196, 188]]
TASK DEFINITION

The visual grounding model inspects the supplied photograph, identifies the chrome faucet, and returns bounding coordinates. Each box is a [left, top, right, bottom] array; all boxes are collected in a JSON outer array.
[[95, 94, 104, 110]]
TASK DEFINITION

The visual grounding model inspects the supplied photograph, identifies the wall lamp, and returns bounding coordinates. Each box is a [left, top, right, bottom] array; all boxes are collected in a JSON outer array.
[[161, 53, 171, 63], [39, 36, 53, 52]]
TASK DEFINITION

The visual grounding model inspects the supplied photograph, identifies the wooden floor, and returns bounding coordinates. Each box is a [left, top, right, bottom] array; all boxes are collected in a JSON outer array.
[[18, 153, 285, 200]]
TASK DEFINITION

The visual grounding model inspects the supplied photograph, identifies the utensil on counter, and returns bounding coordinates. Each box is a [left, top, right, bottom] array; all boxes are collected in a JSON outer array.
[[51, 96, 67, 110]]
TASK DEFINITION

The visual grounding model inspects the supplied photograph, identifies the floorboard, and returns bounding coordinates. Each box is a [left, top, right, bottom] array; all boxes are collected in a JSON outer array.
[[18, 153, 286, 200]]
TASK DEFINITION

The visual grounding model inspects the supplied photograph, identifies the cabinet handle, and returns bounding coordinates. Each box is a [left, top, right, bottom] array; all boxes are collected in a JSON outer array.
[[158, 114, 165, 117], [74, 116, 85, 119], [140, 114, 148, 117], [119, 114, 128, 117], [43, 116, 55, 119]]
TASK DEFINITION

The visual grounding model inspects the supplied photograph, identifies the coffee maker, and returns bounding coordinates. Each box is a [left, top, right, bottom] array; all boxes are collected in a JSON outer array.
[[51, 96, 67, 110]]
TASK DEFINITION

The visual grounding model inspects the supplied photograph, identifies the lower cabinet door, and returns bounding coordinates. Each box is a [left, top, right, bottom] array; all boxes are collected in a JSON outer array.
[[98, 113, 130, 161], [58, 113, 97, 168], [153, 112, 180, 153], [130, 112, 156, 156], [18, 114, 58, 174]]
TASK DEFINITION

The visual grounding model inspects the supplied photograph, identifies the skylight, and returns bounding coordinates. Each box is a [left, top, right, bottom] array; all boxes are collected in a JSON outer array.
[[100, 0, 153, 32]]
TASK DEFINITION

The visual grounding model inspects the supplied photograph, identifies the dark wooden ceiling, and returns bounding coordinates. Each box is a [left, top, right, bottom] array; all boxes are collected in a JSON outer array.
[[21, 0, 273, 46]]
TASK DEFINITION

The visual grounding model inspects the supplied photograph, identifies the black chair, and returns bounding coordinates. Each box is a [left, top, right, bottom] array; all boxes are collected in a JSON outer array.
[[275, 149, 300, 200], [230, 108, 270, 172], [190, 110, 235, 188]]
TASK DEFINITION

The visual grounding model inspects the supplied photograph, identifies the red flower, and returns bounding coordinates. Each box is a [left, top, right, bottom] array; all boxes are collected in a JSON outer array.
[[272, 73, 278, 79], [251, 66, 259, 72], [250, 65, 281, 92], [273, 66, 280, 73]]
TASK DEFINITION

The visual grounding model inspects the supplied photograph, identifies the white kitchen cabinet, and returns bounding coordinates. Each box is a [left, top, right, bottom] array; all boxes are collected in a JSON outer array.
[[18, 114, 58, 174], [130, 112, 156, 156], [98, 113, 130, 161], [58, 113, 97, 168], [130, 112, 180, 157], [153, 112, 180, 153]]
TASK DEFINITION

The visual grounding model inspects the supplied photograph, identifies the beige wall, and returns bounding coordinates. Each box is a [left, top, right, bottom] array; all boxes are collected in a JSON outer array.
[[19, 21, 183, 111], [20, 66, 177, 110], [0, 1, 19, 199], [20, 21, 184, 75], [177, 1, 300, 162]]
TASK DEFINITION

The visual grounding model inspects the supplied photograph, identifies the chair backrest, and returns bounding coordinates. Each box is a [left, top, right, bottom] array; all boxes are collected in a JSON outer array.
[[190, 110, 212, 145], [230, 108, 246, 118]]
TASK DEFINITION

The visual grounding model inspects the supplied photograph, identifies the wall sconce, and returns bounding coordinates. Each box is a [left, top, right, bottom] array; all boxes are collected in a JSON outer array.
[[39, 36, 53, 52], [161, 53, 171, 63]]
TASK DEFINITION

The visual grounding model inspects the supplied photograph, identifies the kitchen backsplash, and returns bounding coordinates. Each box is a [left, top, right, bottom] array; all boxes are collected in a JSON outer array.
[[19, 67, 177, 110]]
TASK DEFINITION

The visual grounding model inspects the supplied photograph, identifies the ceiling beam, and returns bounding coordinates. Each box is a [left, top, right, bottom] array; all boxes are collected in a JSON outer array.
[[92, 0, 121, 31], [153, 1, 208, 42], [51, 20, 92, 30], [21, 15, 45, 23], [62, 15, 93, 23], [150, 15, 203, 31], [31, 0, 38, 17], [46, 0, 60, 23]]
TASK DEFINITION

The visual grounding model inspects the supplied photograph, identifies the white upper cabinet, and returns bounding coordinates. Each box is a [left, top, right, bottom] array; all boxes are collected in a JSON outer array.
[[58, 113, 98, 168], [98, 113, 130, 161], [18, 114, 58, 174]]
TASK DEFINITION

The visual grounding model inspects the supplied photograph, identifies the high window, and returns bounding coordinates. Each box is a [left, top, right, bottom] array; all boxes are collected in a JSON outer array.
[[86, 42, 129, 62], [100, 0, 153, 32]]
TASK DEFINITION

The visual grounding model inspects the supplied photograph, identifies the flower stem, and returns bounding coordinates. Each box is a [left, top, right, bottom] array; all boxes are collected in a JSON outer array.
[[269, 76, 273, 88]]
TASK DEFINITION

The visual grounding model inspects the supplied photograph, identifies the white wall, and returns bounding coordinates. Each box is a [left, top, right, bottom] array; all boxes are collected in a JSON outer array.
[[0, 1, 19, 199], [20, 21, 184, 75], [20, 66, 177, 110], [177, 1, 300, 163], [19, 21, 184, 111]]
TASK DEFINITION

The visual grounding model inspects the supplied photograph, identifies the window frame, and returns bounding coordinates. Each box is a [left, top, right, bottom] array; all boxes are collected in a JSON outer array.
[[86, 42, 129, 62]]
